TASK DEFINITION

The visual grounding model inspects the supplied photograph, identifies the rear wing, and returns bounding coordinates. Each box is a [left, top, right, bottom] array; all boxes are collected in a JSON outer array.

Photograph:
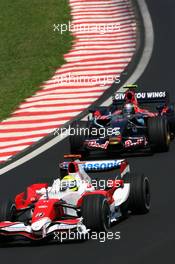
[[60, 159, 126, 172], [113, 91, 169, 105]]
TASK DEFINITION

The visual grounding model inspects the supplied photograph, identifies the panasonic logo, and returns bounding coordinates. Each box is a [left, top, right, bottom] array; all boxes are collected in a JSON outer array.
[[60, 160, 123, 172], [82, 160, 121, 171]]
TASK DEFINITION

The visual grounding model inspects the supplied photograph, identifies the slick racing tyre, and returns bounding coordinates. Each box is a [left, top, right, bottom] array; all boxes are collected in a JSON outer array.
[[167, 115, 175, 136], [129, 173, 150, 214], [147, 116, 170, 152], [0, 199, 16, 221], [166, 103, 175, 135], [81, 194, 111, 232], [69, 120, 89, 157]]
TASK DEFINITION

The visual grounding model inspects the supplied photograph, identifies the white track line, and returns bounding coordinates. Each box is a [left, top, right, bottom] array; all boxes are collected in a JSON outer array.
[[0, 0, 141, 174]]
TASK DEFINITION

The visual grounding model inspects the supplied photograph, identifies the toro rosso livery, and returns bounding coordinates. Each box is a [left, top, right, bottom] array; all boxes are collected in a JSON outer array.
[[0, 155, 150, 242], [70, 85, 175, 156]]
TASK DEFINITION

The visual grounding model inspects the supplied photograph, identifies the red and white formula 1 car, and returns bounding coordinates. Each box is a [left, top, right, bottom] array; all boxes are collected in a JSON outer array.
[[0, 155, 150, 243]]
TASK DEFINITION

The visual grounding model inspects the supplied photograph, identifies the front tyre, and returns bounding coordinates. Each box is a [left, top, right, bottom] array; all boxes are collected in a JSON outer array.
[[81, 194, 111, 232], [0, 200, 16, 221], [69, 120, 89, 157]]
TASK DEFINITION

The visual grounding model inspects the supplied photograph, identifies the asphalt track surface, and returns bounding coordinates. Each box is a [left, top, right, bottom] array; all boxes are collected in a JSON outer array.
[[0, 1, 175, 263]]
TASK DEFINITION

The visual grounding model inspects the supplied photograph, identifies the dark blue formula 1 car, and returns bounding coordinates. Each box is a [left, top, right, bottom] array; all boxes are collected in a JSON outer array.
[[70, 86, 175, 157]]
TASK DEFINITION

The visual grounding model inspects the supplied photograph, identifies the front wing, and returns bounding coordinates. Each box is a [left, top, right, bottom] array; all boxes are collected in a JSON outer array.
[[0, 218, 87, 241]]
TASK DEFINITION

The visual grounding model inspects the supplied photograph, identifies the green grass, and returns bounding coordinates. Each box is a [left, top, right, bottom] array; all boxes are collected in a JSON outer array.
[[0, 0, 73, 121]]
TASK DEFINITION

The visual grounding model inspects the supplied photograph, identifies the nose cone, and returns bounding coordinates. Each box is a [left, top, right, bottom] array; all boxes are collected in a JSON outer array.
[[31, 217, 51, 231]]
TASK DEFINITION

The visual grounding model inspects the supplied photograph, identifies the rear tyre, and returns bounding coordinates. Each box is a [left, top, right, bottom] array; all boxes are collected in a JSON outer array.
[[81, 195, 111, 232], [129, 173, 150, 214], [168, 116, 175, 136], [0, 200, 16, 221], [147, 117, 170, 152]]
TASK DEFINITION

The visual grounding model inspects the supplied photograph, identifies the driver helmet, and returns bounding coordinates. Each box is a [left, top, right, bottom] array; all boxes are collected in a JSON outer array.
[[61, 175, 78, 191], [123, 103, 135, 115]]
